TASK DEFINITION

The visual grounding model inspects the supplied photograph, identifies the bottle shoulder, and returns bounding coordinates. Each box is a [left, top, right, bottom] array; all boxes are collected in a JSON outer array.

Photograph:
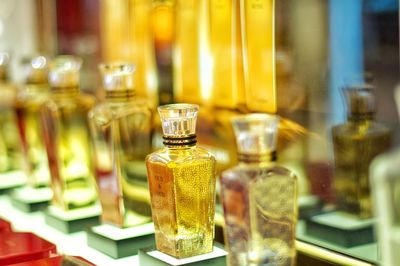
[[221, 163, 297, 182], [332, 120, 391, 138], [46, 92, 95, 111], [146, 146, 215, 166]]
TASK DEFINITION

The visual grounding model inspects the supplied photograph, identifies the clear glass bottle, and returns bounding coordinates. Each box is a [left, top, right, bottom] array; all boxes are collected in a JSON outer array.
[[220, 114, 298, 266], [332, 85, 391, 218], [370, 85, 400, 266], [88, 63, 152, 227], [41, 55, 97, 211], [0, 53, 22, 174], [241, 0, 276, 113], [15, 56, 51, 188], [146, 104, 216, 258]]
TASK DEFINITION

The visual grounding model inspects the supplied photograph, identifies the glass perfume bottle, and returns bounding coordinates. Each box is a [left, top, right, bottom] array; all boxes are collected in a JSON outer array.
[[41, 56, 97, 211], [88, 63, 152, 227], [0, 53, 22, 174], [220, 114, 298, 266], [100, 0, 157, 108], [370, 86, 400, 266], [241, 0, 276, 113], [146, 104, 216, 258], [208, 0, 245, 109], [332, 85, 391, 218], [15, 56, 51, 188]]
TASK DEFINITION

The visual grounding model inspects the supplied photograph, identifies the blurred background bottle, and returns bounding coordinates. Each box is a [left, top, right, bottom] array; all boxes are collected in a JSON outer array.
[[332, 85, 391, 218], [15, 56, 51, 188], [41, 55, 97, 211], [89, 62, 152, 227]]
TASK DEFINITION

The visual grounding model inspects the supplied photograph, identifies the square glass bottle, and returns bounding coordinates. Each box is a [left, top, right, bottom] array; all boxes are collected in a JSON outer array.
[[220, 114, 298, 266], [15, 56, 51, 188], [0, 53, 23, 175], [332, 85, 391, 218], [88, 63, 152, 227], [41, 56, 97, 211], [146, 104, 216, 258]]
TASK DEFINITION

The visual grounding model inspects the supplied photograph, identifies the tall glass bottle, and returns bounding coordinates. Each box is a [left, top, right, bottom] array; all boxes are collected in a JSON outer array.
[[146, 104, 216, 258], [41, 56, 97, 211], [332, 85, 391, 218], [0, 53, 22, 174], [220, 114, 298, 266], [88, 63, 152, 227], [15, 56, 51, 188], [208, 0, 245, 109], [241, 0, 275, 113], [370, 86, 400, 266]]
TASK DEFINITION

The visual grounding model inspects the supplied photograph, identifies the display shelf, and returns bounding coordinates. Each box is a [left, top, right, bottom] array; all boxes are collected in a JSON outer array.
[[0, 195, 139, 266], [0, 194, 378, 266]]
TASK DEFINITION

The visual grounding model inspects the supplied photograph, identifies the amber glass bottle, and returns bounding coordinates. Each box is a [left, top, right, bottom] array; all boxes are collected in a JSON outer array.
[[41, 56, 97, 210], [0, 53, 22, 174], [146, 104, 216, 258], [220, 114, 297, 266], [89, 63, 152, 227], [332, 85, 391, 218], [15, 56, 51, 187]]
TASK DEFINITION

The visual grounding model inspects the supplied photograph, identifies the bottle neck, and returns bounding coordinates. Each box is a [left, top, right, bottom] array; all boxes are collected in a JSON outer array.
[[105, 90, 135, 102], [238, 151, 277, 164], [348, 112, 374, 122], [163, 134, 197, 148], [51, 85, 80, 96]]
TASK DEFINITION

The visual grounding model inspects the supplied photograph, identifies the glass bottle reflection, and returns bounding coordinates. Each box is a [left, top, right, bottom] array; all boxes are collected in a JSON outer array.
[[332, 85, 391, 218], [146, 104, 216, 258], [15, 56, 51, 187], [41, 56, 97, 210], [220, 114, 297, 266], [0, 53, 22, 174], [88, 63, 152, 227]]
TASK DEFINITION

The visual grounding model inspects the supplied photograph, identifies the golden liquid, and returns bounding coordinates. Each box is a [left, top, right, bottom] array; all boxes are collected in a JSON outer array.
[[241, 0, 276, 113], [100, 0, 157, 107], [0, 83, 21, 173], [146, 148, 216, 258], [332, 119, 391, 218], [90, 99, 152, 227], [221, 165, 297, 266], [41, 89, 97, 210], [209, 0, 244, 109], [173, 0, 203, 104], [15, 84, 50, 187]]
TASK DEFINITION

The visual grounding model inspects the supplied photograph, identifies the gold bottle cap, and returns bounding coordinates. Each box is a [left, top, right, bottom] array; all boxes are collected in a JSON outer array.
[[158, 104, 199, 137], [345, 84, 375, 116], [232, 113, 279, 156], [49, 55, 82, 87], [99, 62, 135, 91], [22, 56, 49, 85]]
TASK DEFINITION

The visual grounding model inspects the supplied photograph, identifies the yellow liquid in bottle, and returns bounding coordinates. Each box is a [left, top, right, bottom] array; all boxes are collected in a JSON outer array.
[[146, 151, 216, 258]]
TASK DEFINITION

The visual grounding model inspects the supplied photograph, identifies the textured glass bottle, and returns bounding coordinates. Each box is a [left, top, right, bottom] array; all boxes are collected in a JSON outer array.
[[0, 53, 22, 174], [332, 85, 391, 218], [220, 114, 298, 266], [15, 56, 51, 187], [146, 104, 216, 258], [41, 56, 97, 211], [88, 63, 152, 227]]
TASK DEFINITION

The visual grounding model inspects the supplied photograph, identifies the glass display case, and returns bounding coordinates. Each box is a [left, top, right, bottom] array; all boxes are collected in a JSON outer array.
[[0, 0, 398, 265]]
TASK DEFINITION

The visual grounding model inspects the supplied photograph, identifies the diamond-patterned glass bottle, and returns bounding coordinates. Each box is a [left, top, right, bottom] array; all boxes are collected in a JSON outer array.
[[220, 114, 298, 266], [146, 104, 216, 258]]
